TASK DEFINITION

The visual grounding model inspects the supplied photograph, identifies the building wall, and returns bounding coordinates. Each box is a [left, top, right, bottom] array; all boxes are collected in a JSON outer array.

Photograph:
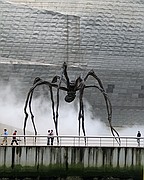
[[0, 0, 144, 127]]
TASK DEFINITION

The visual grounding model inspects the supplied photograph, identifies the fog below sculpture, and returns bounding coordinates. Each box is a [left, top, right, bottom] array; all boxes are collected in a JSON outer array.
[[0, 84, 142, 137]]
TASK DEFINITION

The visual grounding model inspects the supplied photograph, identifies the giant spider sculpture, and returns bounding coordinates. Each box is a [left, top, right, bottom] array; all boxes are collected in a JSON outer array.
[[24, 62, 120, 145]]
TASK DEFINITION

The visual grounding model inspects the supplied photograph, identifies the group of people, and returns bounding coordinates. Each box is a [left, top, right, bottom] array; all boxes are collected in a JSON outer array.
[[47, 129, 54, 145], [1, 128, 55, 146], [1, 129, 19, 146]]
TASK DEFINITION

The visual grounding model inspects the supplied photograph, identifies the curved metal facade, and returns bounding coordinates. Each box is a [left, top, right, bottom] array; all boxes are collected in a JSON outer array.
[[0, 0, 144, 127]]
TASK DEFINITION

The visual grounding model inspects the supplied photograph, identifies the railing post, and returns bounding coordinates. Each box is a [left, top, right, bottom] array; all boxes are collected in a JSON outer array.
[[74, 137, 75, 146], [126, 138, 127, 147], [86, 137, 88, 146], [24, 136, 26, 146], [100, 137, 101, 147], [58, 136, 59, 146]]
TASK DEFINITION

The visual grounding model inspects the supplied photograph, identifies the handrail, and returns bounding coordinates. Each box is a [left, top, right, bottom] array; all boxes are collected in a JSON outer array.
[[0, 135, 143, 147]]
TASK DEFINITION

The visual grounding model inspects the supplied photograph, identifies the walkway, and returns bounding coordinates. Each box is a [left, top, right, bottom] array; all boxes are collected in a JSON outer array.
[[0, 135, 143, 147]]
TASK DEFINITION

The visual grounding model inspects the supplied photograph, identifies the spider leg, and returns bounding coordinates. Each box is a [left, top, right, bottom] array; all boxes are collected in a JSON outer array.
[[48, 62, 68, 144], [47, 64, 67, 144], [49, 86, 55, 124], [55, 87, 60, 144], [62, 62, 70, 88], [23, 90, 31, 136], [51, 63, 73, 144], [102, 91, 120, 145], [78, 86, 86, 145], [28, 91, 37, 136], [24, 67, 68, 144], [23, 87, 37, 144], [49, 86, 59, 144], [24, 78, 44, 136], [49, 82, 68, 144], [84, 70, 120, 145], [52, 75, 67, 85], [24, 80, 51, 136], [54, 71, 64, 145]]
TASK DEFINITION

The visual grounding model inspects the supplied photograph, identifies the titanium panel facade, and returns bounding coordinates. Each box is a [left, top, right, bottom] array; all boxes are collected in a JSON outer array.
[[0, 0, 144, 128]]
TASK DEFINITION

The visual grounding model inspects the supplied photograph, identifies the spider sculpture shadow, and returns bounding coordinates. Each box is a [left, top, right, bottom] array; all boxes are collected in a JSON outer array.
[[23, 62, 120, 145]]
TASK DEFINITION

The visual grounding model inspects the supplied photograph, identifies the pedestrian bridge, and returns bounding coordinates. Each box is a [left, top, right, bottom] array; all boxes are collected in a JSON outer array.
[[0, 135, 143, 147], [0, 135, 143, 179]]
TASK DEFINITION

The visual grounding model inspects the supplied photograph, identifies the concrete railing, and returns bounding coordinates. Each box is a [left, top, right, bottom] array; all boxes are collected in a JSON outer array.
[[0, 135, 143, 147]]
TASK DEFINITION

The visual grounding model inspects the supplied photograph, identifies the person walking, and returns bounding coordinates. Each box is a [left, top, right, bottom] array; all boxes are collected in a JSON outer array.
[[1, 128, 8, 145], [137, 131, 141, 147], [11, 130, 18, 145]]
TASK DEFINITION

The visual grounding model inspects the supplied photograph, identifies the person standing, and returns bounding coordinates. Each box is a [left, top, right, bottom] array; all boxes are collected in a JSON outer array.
[[47, 130, 51, 145], [11, 130, 18, 145], [50, 130, 54, 145], [1, 128, 8, 145], [47, 129, 54, 145], [137, 131, 141, 147]]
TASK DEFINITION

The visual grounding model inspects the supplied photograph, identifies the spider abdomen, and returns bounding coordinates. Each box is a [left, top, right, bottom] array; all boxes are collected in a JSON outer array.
[[65, 91, 76, 103]]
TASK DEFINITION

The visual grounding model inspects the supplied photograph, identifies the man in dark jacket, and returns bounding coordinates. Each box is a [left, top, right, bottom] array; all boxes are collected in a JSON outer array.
[[137, 131, 141, 146]]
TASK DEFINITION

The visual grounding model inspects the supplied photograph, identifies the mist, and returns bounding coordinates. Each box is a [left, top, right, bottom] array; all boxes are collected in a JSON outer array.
[[27, 93, 110, 136], [0, 83, 143, 137]]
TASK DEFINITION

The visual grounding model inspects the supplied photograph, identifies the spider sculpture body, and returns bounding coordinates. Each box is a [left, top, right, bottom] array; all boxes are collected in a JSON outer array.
[[24, 62, 120, 144]]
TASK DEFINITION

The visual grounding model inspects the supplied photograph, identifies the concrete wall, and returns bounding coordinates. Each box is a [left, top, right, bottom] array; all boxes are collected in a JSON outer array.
[[0, 146, 142, 179], [1, 146, 142, 167]]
